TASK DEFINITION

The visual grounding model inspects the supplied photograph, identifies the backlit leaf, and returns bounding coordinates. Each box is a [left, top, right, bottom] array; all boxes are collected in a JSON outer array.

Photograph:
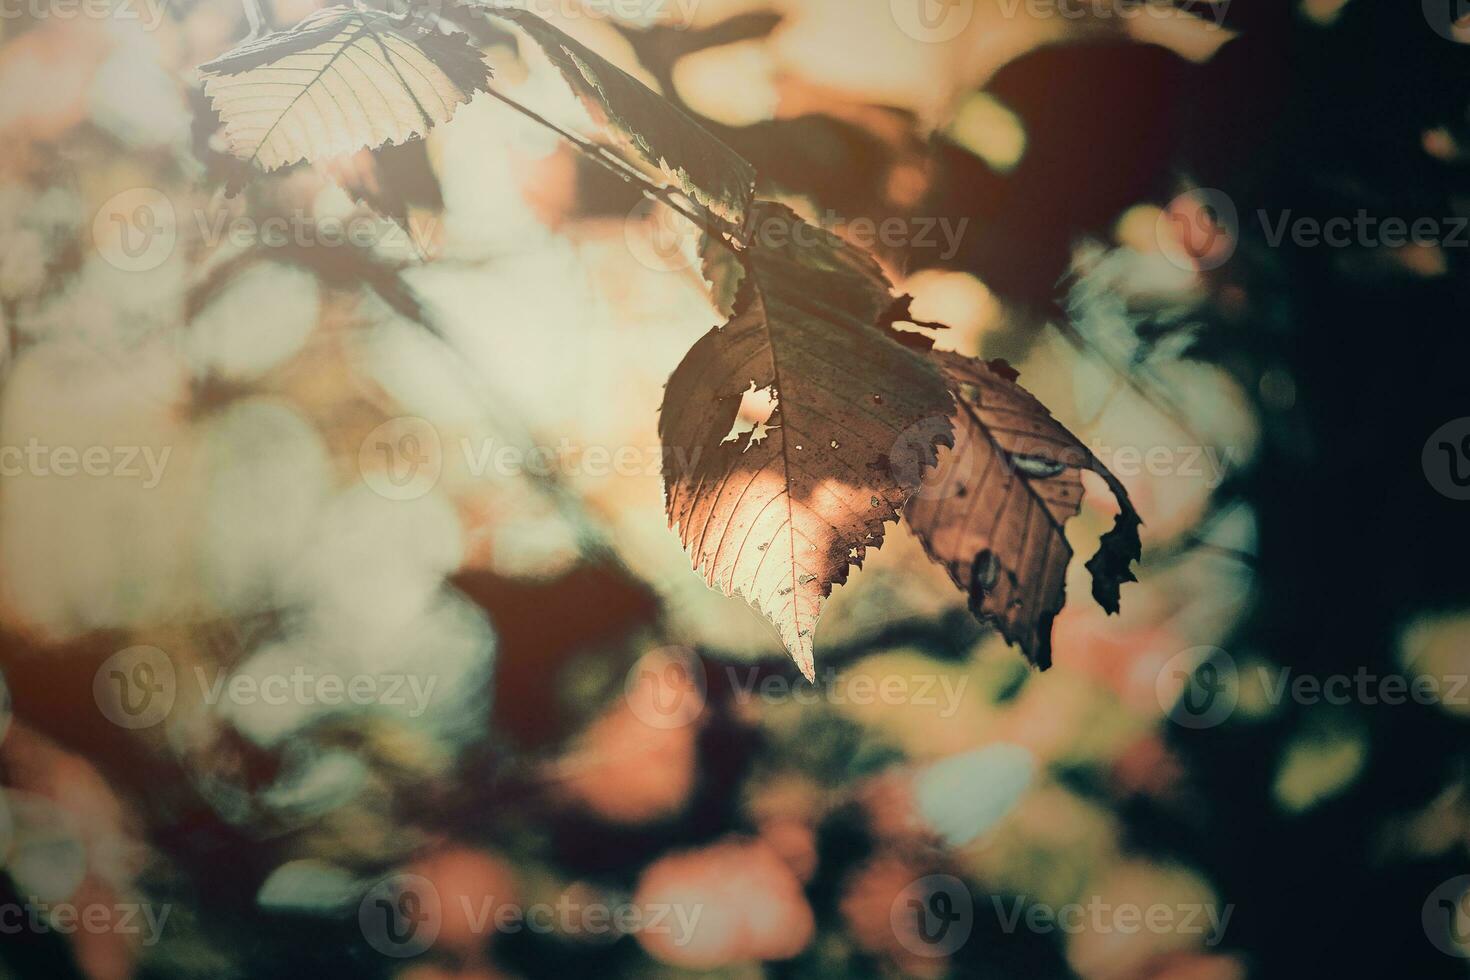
[[200, 7, 492, 173], [904, 352, 1140, 668], [660, 202, 954, 679]]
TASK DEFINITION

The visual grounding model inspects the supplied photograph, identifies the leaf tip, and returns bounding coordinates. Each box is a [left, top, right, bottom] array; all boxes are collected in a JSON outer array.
[[792, 647, 816, 683], [1034, 609, 1057, 671], [1084, 509, 1144, 615]]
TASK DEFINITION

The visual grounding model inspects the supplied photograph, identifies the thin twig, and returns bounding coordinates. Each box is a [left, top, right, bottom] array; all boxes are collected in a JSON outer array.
[[239, 0, 266, 37], [481, 86, 744, 251]]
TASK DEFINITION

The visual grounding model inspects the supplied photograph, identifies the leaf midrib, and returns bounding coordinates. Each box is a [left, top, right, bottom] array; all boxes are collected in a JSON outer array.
[[245, 13, 368, 169]]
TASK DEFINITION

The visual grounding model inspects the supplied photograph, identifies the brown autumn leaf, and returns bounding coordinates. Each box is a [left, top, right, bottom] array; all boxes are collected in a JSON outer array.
[[904, 351, 1141, 668], [199, 7, 492, 175], [660, 202, 954, 679]]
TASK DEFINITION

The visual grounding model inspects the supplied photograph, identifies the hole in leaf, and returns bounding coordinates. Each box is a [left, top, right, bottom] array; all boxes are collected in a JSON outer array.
[[721, 382, 779, 452], [972, 550, 1002, 593], [1008, 453, 1066, 479]]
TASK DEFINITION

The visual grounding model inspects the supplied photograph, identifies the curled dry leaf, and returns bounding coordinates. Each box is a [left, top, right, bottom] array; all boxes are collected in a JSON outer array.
[[660, 202, 954, 679], [904, 352, 1141, 668], [199, 6, 493, 174]]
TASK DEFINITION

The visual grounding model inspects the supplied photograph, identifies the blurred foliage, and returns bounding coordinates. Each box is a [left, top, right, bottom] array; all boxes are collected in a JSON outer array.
[[0, 1, 1467, 979]]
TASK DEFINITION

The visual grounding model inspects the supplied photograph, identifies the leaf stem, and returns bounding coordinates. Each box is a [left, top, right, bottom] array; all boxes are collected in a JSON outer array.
[[239, 0, 267, 37], [480, 85, 743, 252]]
